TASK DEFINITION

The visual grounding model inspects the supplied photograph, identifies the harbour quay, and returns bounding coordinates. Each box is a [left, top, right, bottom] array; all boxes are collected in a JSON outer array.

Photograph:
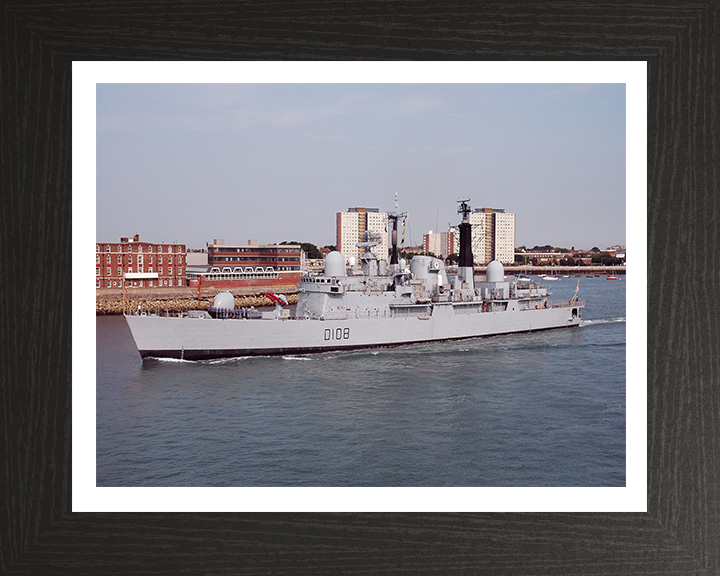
[[96, 285, 298, 315], [496, 265, 626, 276]]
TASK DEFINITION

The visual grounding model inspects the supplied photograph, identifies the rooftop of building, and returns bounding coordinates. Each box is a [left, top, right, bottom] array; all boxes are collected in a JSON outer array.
[[208, 239, 300, 248]]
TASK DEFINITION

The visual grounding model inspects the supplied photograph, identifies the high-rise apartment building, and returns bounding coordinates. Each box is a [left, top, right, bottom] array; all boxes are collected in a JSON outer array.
[[468, 208, 516, 264], [422, 229, 457, 260], [336, 207, 389, 263]]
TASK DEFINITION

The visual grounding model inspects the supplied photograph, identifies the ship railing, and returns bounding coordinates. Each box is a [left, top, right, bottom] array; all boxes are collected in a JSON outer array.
[[550, 299, 585, 308]]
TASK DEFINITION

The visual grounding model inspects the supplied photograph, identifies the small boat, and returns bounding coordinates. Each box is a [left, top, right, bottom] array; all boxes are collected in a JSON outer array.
[[606, 266, 619, 280], [544, 265, 560, 281]]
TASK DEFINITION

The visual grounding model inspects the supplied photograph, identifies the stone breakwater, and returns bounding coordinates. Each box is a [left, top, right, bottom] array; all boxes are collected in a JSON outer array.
[[96, 287, 299, 315]]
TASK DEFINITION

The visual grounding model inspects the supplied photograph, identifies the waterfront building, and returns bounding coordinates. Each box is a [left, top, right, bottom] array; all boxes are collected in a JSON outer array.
[[468, 208, 516, 265], [186, 239, 302, 289], [96, 234, 186, 289], [186, 250, 208, 266], [608, 245, 626, 262], [336, 207, 389, 264], [517, 251, 569, 265]]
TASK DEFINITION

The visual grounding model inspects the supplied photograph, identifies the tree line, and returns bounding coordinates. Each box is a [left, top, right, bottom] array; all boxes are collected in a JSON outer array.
[[280, 241, 335, 260], [282, 242, 623, 267]]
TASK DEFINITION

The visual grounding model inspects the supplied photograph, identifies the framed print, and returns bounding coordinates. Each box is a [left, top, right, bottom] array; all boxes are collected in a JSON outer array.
[[2, 2, 718, 574]]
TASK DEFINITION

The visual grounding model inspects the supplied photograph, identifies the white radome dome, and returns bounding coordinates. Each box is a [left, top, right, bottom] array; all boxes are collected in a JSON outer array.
[[486, 260, 505, 283], [212, 291, 235, 309], [325, 251, 346, 277]]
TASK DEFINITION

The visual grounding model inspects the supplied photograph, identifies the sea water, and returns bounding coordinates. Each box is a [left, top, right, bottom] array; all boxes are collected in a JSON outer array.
[[96, 276, 625, 487]]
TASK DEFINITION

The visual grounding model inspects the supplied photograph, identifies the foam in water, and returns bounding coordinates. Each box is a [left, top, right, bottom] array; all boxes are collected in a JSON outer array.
[[580, 317, 626, 327], [151, 357, 193, 363], [199, 356, 253, 365]]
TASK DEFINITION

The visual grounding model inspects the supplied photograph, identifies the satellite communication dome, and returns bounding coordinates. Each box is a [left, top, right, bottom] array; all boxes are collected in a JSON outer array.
[[348, 256, 356, 267], [399, 258, 407, 270], [325, 251, 346, 277], [410, 255, 433, 280], [486, 260, 505, 283], [212, 291, 235, 310]]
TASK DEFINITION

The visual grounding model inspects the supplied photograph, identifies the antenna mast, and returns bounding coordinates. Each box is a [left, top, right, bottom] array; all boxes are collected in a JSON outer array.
[[457, 198, 471, 222], [388, 188, 407, 265]]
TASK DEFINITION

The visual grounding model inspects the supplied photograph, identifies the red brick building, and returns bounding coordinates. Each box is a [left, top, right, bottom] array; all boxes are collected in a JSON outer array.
[[187, 240, 302, 289], [96, 234, 187, 289]]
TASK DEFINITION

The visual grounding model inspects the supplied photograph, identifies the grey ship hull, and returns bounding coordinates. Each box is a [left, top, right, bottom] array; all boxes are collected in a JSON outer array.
[[125, 304, 581, 360]]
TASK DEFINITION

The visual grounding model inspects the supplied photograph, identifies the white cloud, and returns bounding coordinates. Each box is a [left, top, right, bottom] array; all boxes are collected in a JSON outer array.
[[272, 94, 371, 128], [272, 109, 319, 128], [391, 95, 443, 115]]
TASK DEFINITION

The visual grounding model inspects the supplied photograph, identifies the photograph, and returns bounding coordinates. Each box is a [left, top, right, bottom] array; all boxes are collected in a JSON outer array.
[[94, 81, 628, 489]]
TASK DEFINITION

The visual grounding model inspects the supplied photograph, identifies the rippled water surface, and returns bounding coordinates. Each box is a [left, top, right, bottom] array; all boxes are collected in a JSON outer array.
[[96, 276, 626, 487]]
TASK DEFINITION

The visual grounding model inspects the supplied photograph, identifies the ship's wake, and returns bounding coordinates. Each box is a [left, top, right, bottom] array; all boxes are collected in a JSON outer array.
[[148, 357, 194, 364], [199, 356, 253, 364], [580, 317, 626, 327], [147, 356, 254, 365]]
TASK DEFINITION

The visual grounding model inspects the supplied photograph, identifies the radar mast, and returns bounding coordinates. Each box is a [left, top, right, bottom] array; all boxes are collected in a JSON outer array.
[[456, 197, 474, 290], [388, 188, 407, 266]]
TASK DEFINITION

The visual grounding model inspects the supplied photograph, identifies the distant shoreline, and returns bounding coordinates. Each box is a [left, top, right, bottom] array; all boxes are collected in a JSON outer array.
[[499, 265, 626, 275]]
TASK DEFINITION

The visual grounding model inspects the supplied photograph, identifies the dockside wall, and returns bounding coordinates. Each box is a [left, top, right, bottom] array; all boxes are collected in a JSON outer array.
[[96, 286, 299, 315]]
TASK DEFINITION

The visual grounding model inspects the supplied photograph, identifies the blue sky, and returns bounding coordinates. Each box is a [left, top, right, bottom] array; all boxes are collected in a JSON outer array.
[[96, 83, 625, 251]]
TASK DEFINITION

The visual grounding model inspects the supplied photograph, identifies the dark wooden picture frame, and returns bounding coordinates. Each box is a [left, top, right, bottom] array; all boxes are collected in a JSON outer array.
[[2, 3, 717, 574]]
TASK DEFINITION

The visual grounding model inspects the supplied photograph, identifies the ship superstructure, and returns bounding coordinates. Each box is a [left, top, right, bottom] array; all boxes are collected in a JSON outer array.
[[125, 200, 584, 360]]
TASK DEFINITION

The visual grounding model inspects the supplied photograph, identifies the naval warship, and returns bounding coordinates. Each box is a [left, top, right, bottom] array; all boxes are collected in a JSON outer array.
[[125, 200, 584, 360]]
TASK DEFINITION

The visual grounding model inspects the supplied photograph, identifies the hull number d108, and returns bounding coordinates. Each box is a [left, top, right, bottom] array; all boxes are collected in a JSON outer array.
[[324, 327, 350, 341]]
